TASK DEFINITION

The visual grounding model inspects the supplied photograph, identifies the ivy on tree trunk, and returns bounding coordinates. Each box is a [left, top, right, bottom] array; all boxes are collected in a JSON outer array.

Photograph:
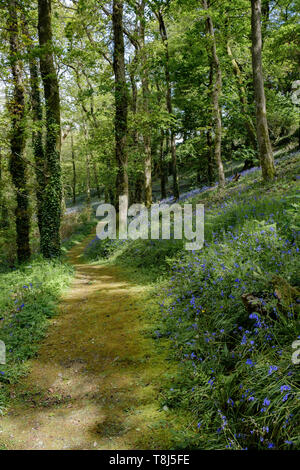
[[8, 0, 31, 264], [38, 0, 62, 258], [22, 17, 46, 238]]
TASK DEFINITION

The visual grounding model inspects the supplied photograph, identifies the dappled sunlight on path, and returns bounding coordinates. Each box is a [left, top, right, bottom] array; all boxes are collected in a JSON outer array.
[[0, 233, 173, 450]]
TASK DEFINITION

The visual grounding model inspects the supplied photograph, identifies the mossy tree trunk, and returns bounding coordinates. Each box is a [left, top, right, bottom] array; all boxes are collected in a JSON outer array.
[[38, 0, 62, 258], [0, 152, 9, 230], [113, 0, 128, 209], [8, 0, 31, 263], [22, 18, 45, 237], [250, 0, 275, 181]]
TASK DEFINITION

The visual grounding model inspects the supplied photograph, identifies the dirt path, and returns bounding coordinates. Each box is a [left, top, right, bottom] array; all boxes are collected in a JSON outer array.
[[0, 234, 173, 450]]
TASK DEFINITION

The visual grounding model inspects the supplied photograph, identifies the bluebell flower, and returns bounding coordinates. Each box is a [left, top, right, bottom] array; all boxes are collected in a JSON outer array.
[[268, 365, 278, 375], [280, 385, 291, 393], [245, 359, 255, 366]]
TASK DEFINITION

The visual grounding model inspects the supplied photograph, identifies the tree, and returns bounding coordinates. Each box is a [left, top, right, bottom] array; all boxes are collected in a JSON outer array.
[[7, 0, 31, 263], [203, 0, 225, 189], [38, 0, 62, 258], [250, 0, 275, 181], [22, 14, 45, 237], [112, 0, 128, 209], [155, 6, 180, 200], [140, 0, 152, 207], [70, 130, 76, 204]]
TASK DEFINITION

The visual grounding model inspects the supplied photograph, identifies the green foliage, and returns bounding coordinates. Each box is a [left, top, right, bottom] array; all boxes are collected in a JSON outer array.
[[84, 235, 183, 280], [61, 208, 97, 252], [85, 153, 300, 449], [157, 215, 299, 449], [152, 163, 300, 450], [0, 258, 72, 413]]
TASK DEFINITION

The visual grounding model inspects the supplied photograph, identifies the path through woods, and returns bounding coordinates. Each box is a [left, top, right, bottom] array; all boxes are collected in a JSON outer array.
[[0, 234, 174, 449]]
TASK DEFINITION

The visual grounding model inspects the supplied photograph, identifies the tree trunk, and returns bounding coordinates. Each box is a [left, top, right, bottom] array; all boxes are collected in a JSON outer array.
[[38, 0, 62, 258], [0, 152, 9, 230], [203, 61, 215, 185], [82, 121, 91, 208], [140, 1, 152, 207], [86, 153, 91, 208], [129, 40, 143, 203], [157, 10, 179, 200], [113, 0, 128, 209], [93, 161, 101, 199], [8, 0, 31, 263], [71, 132, 76, 204], [160, 130, 167, 200], [250, 0, 275, 181], [203, 0, 225, 189], [261, 0, 270, 42], [23, 20, 45, 237]]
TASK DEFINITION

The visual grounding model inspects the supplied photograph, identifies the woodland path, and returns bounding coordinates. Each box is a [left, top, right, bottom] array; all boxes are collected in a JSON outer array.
[[0, 234, 172, 450]]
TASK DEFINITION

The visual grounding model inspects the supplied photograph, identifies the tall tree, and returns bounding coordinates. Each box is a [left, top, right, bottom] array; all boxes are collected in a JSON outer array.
[[22, 15, 45, 237], [203, 0, 225, 189], [70, 131, 76, 204], [82, 119, 91, 208], [206, 62, 215, 185], [112, 0, 128, 209], [129, 44, 144, 203], [140, 0, 152, 207], [250, 0, 275, 181], [38, 0, 62, 257], [8, 0, 31, 263], [155, 7, 180, 200]]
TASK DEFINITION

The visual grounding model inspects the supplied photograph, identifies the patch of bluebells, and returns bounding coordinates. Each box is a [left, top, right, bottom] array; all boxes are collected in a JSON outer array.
[[156, 186, 299, 449]]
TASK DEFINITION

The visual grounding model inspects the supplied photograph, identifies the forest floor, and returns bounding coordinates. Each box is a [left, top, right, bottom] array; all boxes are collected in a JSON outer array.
[[0, 233, 178, 450]]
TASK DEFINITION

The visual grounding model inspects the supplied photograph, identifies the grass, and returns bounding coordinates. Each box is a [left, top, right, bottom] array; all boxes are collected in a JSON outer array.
[[0, 258, 73, 414], [61, 208, 97, 253], [84, 151, 300, 450], [0, 209, 98, 415], [0, 151, 299, 449]]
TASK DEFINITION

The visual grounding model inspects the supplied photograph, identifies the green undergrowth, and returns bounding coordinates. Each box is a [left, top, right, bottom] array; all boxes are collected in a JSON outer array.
[[61, 213, 97, 254], [0, 258, 73, 414], [84, 152, 300, 449], [0, 209, 99, 413]]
